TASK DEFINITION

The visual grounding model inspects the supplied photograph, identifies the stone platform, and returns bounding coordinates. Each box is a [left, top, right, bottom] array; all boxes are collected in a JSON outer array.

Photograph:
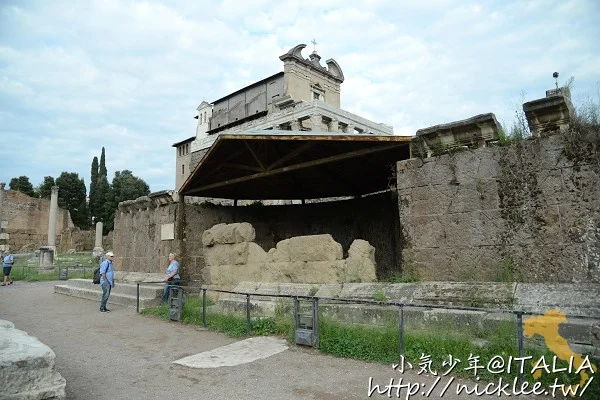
[[0, 320, 66, 400], [53, 278, 163, 309]]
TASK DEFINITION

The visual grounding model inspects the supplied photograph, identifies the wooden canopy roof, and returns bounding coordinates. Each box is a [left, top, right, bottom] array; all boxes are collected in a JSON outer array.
[[179, 131, 412, 200]]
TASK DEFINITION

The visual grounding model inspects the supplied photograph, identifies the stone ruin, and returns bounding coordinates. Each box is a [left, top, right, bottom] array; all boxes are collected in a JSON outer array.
[[412, 113, 501, 158], [0, 320, 66, 400], [523, 87, 574, 137], [201, 222, 377, 288]]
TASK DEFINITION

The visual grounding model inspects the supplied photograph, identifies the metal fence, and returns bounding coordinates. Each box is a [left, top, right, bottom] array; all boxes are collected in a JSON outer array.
[[11, 264, 95, 280], [137, 282, 599, 385]]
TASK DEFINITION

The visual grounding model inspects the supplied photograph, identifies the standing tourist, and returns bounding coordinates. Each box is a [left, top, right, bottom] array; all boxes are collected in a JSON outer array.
[[99, 251, 115, 312], [2, 250, 14, 286]]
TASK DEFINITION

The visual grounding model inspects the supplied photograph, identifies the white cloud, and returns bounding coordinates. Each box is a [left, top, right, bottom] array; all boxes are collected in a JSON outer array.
[[1, 0, 598, 193]]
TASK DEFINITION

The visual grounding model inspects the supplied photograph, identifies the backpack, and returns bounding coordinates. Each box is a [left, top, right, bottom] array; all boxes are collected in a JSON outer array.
[[93, 266, 101, 284]]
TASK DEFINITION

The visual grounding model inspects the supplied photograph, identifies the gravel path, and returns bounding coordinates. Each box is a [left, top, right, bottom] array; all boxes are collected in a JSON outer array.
[[0, 281, 561, 400]]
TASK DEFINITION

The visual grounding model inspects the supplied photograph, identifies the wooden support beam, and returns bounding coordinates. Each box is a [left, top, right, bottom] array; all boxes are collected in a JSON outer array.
[[244, 140, 266, 171], [186, 143, 404, 194]]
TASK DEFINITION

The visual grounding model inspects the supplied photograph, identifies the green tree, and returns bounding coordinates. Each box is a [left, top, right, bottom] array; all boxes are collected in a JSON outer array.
[[36, 176, 55, 199], [9, 176, 35, 197], [95, 174, 110, 228], [89, 156, 99, 224], [99, 147, 107, 178], [55, 172, 89, 229], [104, 170, 150, 233]]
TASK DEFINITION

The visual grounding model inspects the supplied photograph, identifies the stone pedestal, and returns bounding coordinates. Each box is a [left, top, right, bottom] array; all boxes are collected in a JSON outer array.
[[92, 221, 104, 257], [39, 246, 54, 270]]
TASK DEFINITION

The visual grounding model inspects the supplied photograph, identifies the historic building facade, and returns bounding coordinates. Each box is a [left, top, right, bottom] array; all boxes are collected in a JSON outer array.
[[173, 43, 394, 192]]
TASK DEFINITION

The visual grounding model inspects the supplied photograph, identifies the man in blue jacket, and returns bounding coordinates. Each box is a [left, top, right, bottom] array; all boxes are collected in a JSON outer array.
[[99, 251, 115, 312]]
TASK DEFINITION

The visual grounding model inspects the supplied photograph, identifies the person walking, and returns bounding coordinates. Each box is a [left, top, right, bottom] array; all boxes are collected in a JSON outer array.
[[2, 250, 14, 286], [99, 251, 115, 312], [161, 253, 181, 305]]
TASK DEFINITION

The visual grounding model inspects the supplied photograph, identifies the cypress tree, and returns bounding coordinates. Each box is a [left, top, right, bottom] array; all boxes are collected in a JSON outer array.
[[89, 156, 99, 226]]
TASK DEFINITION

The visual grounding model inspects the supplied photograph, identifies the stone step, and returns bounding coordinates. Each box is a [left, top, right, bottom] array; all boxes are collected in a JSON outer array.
[[62, 278, 163, 298], [54, 282, 161, 309]]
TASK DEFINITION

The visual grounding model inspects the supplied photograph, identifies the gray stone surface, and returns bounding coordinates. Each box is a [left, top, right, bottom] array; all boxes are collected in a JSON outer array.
[[397, 134, 600, 283], [53, 278, 162, 309], [523, 93, 574, 138], [413, 113, 501, 157], [199, 224, 377, 287], [0, 319, 66, 400]]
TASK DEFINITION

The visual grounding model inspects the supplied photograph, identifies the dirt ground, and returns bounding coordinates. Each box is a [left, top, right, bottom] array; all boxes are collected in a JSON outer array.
[[0, 281, 564, 400]]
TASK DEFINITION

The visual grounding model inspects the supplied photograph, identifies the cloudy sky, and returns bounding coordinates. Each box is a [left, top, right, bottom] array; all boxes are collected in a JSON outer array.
[[1, 0, 599, 193]]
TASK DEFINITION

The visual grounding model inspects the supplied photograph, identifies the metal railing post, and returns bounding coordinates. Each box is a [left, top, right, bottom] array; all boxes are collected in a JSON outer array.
[[246, 294, 251, 336], [516, 312, 524, 385], [313, 297, 320, 348], [136, 283, 140, 313], [399, 305, 405, 358], [202, 289, 207, 327]]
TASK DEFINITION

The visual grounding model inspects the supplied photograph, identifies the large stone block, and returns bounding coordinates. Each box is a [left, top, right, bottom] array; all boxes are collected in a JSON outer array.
[[204, 242, 250, 266], [201, 222, 255, 246], [0, 320, 66, 400], [302, 261, 346, 283], [344, 258, 377, 283], [287, 234, 343, 262], [348, 239, 375, 263], [523, 94, 574, 138], [266, 239, 291, 262]]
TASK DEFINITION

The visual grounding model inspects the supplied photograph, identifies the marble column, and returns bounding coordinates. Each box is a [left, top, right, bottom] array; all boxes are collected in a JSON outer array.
[[290, 119, 301, 131], [47, 186, 58, 249], [329, 119, 339, 133], [92, 222, 104, 257], [310, 114, 323, 132]]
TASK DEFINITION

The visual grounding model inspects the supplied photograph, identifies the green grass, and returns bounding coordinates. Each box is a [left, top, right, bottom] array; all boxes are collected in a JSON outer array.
[[9, 252, 98, 281]]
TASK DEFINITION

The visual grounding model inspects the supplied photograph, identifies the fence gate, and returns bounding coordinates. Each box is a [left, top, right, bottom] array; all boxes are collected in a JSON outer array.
[[293, 297, 319, 347]]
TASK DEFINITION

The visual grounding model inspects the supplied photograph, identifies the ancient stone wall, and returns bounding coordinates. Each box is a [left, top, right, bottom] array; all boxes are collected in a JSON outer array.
[[183, 192, 400, 283], [113, 192, 400, 282], [2, 190, 74, 252], [201, 223, 376, 288], [397, 134, 600, 283], [112, 193, 180, 273]]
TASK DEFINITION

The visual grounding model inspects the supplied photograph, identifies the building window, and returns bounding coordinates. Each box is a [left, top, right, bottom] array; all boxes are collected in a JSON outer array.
[[181, 164, 185, 175]]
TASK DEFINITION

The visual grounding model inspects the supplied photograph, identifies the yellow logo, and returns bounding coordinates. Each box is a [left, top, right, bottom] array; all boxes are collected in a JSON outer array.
[[524, 309, 597, 396]]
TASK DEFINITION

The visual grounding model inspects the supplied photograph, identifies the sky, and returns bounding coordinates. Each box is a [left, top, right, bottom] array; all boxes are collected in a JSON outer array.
[[1, 0, 599, 193]]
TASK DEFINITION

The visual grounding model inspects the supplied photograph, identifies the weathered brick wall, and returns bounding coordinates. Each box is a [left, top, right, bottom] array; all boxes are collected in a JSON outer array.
[[397, 134, 600, 283]]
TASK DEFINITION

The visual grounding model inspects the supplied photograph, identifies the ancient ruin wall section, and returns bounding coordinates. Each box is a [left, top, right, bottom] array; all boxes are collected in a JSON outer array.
[[184, 193, 400, 282], [397, 135, 600, 283], [113, 192, 400, 282]]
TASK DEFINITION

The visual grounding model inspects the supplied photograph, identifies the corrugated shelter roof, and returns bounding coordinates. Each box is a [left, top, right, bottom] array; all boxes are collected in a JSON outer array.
[[179, 130, 412, 200]]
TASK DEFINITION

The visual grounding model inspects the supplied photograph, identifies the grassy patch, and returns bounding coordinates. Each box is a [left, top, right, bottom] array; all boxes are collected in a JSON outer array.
[[8, 253, 99, 282]]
